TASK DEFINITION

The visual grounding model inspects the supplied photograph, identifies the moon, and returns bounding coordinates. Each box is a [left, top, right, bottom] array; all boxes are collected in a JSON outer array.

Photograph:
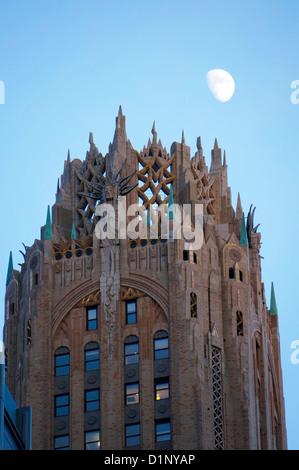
[[206, 69, 235, 102]]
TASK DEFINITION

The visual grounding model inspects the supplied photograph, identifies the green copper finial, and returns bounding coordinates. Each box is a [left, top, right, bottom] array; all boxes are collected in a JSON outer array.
[[44, 205, 53, 240], [147, 206, 151, 227], [270, 282, 278, 316], [240, 212, 248, 246], [71, 221, 76, 239], [6, 251, 13, 286], [168, 185, 174, 219]]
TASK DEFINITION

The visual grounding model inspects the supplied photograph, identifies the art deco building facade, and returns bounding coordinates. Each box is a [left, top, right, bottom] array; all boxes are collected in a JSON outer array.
[[3, 108, 287, 450]]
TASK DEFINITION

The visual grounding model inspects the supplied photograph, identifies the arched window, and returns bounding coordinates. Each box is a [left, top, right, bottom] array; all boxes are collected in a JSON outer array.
[[239, 270, 243, 282], [190, 292, 197, 318], [55, 347, 70, 376], [85, 342, 100, 371], [154, 331, 169, 360]]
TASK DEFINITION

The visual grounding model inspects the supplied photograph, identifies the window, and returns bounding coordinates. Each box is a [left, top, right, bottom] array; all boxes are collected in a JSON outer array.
[[236, 311, 243, 336], [183, 250, 189, 261], [125, 341, 139, 365], [54, 434, 69, 450], [229, 267, 235, 279], [55, 394, 69, 417], [35, 273, 39, 285], [190, 292, 197, 318], [239, 270, 243, 282], [55, 348, 70, 376], [126, 300, 137, 324], [85, 389, 100, 412], [154, 331, 169, 360], [125, 423, 140, 447], [87, 307, 97, 330], [155, 378, 169, 400], [85, 344, 100, 371], [156, 419, 171, 442], [85, 430, 100, 450], [125, 383, 139, 405]]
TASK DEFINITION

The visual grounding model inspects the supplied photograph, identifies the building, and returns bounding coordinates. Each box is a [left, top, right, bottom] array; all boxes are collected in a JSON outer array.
[[3, 108, 287, 450], [0, 349, 32, 450]]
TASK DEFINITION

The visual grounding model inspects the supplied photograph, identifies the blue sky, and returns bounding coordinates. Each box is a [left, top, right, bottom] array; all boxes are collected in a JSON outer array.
[[0, 0, 298, 449]]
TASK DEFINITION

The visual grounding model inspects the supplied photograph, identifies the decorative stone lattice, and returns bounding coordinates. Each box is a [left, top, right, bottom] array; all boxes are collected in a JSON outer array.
[[212, 345, 224, 450]]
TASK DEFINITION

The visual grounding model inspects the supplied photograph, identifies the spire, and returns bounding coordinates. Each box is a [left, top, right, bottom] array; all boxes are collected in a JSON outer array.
[[210, 137, 222, 172], [181, 130, 185, 145], [223, 150, 227, 166], [197, 136, 203, 156], [152, 121, 157, 145], [71, 221, 76, 239], [67, 149, 71, 164], [270, 282, 278, 316], [168, 184, 174, 219], [118, 105, 123, 117], [44, 205, 53, 240], [239, 212, 248, 246], [6, 251, 13, 286], [236, 192, 243, 219]]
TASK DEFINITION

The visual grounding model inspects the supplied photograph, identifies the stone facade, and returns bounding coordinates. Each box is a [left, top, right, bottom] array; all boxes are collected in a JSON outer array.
[[3, 107, 287, 450]]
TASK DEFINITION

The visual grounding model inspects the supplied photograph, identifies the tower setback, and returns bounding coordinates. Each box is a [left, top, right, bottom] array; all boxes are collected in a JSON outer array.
[[3, 109, 287, 450]]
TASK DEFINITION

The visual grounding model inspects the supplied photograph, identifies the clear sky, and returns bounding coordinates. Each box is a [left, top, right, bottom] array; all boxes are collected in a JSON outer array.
[[0, 0, 298, 449]]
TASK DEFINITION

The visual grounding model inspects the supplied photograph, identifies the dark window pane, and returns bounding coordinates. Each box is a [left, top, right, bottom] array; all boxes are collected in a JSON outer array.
[[156, 421, 171, 441], [55, 353, 70, 376], [54, 435, 69, 450], [126, 302, 136, 314], [127, 313, 137, 324], [126, 423, 140, 447]]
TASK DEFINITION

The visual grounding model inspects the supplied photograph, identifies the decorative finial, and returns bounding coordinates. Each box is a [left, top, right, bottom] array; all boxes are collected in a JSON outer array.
[[270, 282, 278, 316], [182, 130, 185, 145], [44, 205, 53, 240], [6, 251, 13, 286], [89, 132, 94, 145], [240, 212, 248, 246], [214, 138, 218, 149]]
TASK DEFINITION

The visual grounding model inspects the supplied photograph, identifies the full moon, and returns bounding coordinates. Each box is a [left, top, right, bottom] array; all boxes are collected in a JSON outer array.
[[206, 69, 235, 102]]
